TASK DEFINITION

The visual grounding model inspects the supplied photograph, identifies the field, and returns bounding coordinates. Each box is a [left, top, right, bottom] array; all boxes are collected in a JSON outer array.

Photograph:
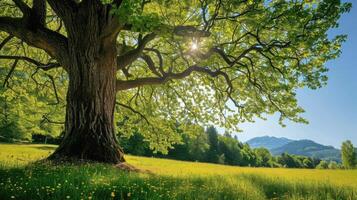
[[0, 144, 357, 200]]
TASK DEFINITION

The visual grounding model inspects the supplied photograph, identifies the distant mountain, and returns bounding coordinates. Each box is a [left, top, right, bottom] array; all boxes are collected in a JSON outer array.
[[270, 139, 341, 162], [246, 136, 293, 150], [246, 136, 341, 162]]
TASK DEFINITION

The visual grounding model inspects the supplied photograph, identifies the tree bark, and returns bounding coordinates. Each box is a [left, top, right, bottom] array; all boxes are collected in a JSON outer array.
[[49, 4, 125, 163]]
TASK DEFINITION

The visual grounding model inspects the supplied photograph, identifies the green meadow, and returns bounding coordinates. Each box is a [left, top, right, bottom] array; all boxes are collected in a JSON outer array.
[[0, 143, 356, 200]]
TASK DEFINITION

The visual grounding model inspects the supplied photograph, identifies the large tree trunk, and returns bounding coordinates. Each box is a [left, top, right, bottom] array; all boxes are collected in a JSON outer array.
[[49, 57, 125, 163], [49, 4, 125, 163]]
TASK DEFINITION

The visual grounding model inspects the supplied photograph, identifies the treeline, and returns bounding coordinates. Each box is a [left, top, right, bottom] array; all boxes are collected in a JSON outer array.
[[119, 126, 342, 169]]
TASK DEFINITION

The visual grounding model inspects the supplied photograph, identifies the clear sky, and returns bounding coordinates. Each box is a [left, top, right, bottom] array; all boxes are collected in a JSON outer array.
[[229, 1, 357, 148]]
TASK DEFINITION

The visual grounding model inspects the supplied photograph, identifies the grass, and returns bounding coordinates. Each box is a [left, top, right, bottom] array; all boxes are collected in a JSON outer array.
[[1, 144, 357, 199]]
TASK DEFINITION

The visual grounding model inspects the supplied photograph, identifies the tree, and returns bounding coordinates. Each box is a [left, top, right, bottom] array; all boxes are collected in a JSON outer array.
[[218, 135, 242, 165], [118, 131, 152, 156], [254, 148, 272, 167], [241, 143, 258, 166], [316, 160, 329, 169], [328, 161, 339, 169], [341, 140, 356, 169], [186, 130, 209, 161], [0, 87, 24, 141], [302, 158, 313, 169], [0, 0, 350, 164], [206, 126, 220, 163]]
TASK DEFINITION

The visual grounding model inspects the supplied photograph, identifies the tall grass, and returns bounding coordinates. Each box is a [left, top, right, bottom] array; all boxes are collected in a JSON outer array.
[[0, 144, 356, 200]]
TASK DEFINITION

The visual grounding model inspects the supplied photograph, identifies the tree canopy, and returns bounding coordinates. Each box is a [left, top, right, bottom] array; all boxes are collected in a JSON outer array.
[[0, 0, 351, 154], [341, 140, 356, 169]]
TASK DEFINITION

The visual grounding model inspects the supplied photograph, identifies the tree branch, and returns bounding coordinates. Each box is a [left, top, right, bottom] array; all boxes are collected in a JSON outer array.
[[12, 0, 31, 16], [0, 34, 14, 51], [47, 0, 77, 20], [144, 48, 164, 74], [141, 54, 162, 77], [173, 25, 211, 37], [116, 65, 231, 91], [33, 0, 46, 26], [117, 33, 156, 70], [47, 74, 60, 105], [41, 114, 64, 125], [116, 102, 150, 125], [0, 16, 69, 67], [3, 59, 18, 87], [0, 55, 61, 71]]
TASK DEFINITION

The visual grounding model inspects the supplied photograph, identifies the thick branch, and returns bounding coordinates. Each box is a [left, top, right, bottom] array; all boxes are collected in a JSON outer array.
[[0, 17, 69, 67], [173, 25, 211, 37], [117, 33, 156, 70], [33, 0, 46, 26], [47, 0, 77, 20], [12, 0, 31, 16], [141, 54, 162, 77], [144, 48, 164, 74], [116, 65, 231, 91]]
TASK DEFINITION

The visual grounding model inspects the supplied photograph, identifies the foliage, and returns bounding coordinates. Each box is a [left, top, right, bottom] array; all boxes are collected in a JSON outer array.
[[328, 161, 340, 170], [205, 126, 220, 163], [316, 160, 329, 169], [1, 144, 357, 200], [341, 140, 356, 169], [120, 125, 329, 169], [0, 83, 64, 141], [119, 130, 152, 156], [254, 148, 273, 167], [0, 35, 65, 141], [0, 0, 351, 153]]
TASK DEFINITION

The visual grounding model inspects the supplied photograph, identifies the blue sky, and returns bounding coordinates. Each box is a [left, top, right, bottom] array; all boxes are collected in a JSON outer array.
[[229, 1, 357, 148]]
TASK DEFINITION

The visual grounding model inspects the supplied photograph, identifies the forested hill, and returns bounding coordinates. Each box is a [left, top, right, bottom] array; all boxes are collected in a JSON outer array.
[[270, 140, 341, 162], [247, 136, 341, 162], [246, 136, 293, 150]]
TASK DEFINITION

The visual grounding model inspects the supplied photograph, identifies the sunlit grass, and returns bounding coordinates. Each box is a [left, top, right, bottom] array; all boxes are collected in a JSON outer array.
[[127, 155, 357, 188], [0, 143, 56, 166], [1, 143, 356, 199]]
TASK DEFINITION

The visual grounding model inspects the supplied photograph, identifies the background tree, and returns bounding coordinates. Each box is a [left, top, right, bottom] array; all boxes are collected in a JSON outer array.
[[316, 160, 329, 169], [206, 126, 220, 163], [218, 134, 242, 165], [118, 130, 152, 156], [341, 140, 356, 169], [0, 88, 24, 142], [302, 158, 313, 169], [0, 0, 350, 164], [186, 130, 209, 161], [327, 161, 340, 169], [254, 148, 273, 167], [0, 82, 63, 142]]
